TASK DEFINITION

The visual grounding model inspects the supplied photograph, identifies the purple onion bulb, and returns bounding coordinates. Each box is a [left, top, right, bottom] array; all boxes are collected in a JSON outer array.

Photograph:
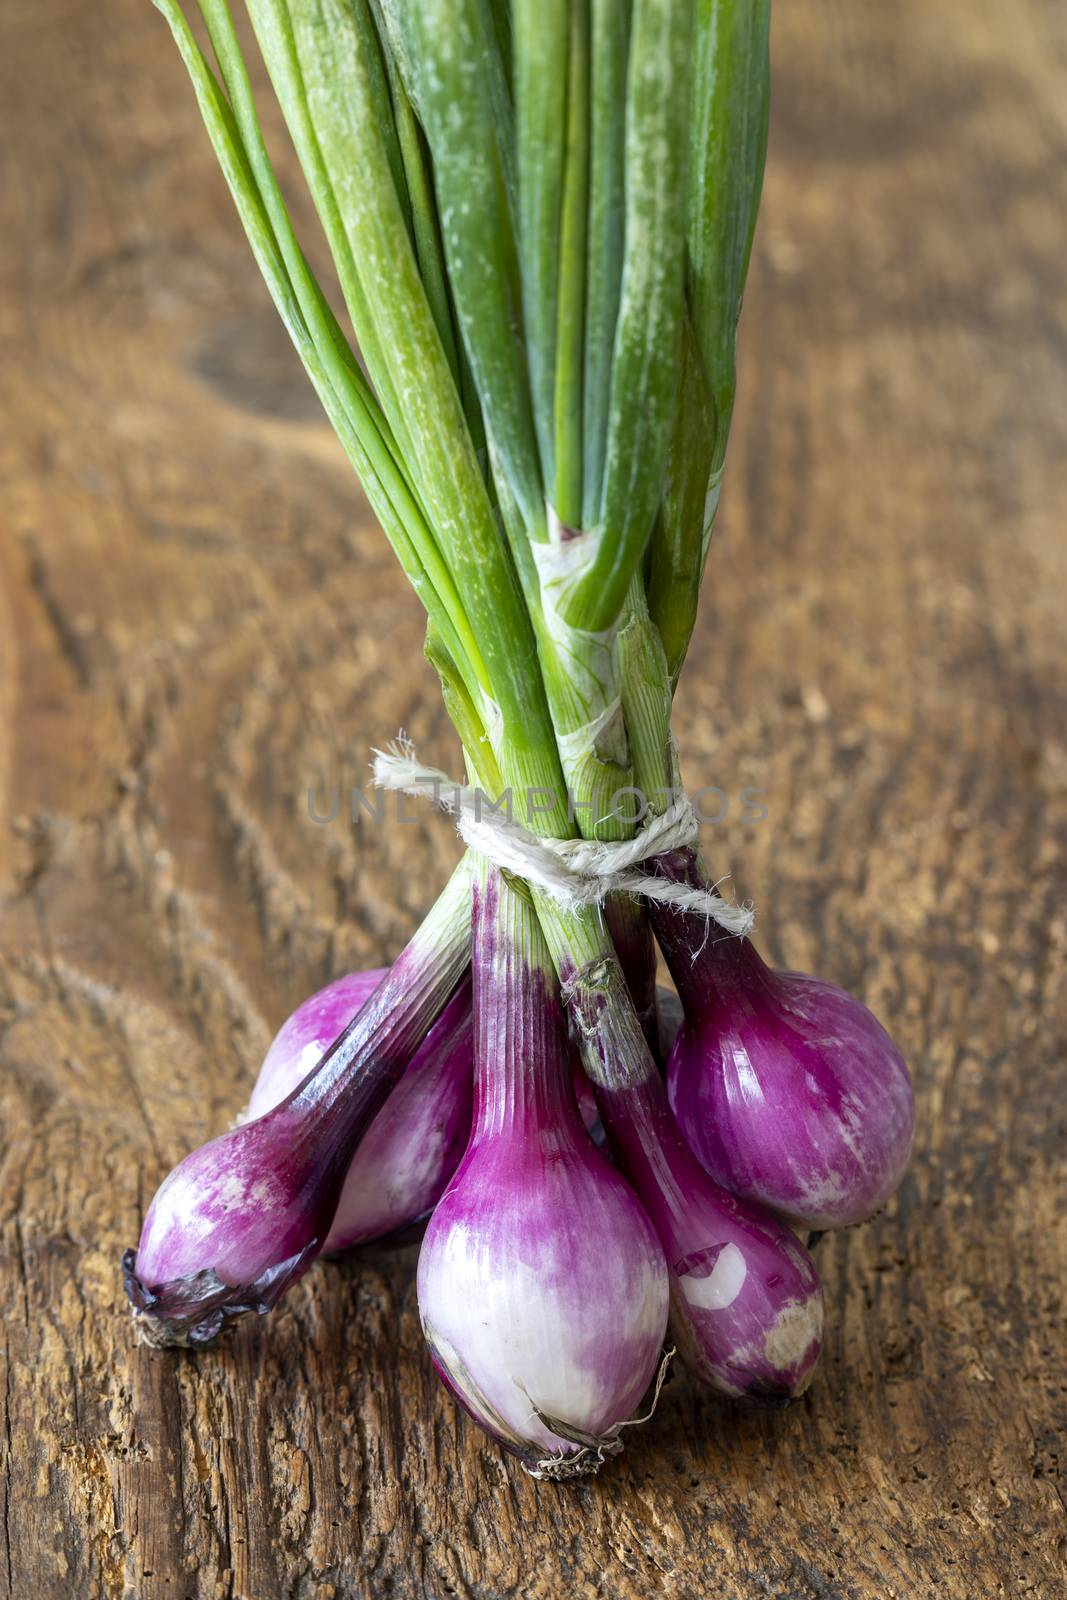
[[246, 969, 473, 1251], [418, 870, 669, 1478], [249, 968, 387, 1111], [661, 923, 914, 1229], [596, 1069, 824, 1404], [123, 862, 474, 1344], [124, 1097, 348, 1346]]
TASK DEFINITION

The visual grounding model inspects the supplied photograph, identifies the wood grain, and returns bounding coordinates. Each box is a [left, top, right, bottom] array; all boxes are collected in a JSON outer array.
[[2, 1, 1065, 1596]]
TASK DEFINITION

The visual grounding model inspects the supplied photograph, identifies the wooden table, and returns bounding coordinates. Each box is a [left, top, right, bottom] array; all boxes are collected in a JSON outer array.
[[2, 2, 1064, 1596]]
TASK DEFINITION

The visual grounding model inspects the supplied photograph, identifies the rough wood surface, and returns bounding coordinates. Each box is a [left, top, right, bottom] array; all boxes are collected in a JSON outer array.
[[2, 1, 1065, 1596]]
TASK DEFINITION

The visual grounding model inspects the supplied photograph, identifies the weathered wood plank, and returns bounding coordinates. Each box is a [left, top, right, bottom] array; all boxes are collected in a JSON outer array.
[[1, 1, 1064, 1596]]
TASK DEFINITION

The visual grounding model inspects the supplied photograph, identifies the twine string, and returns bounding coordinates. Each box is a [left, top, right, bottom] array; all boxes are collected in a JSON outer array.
[[372, 739, 754, 936]]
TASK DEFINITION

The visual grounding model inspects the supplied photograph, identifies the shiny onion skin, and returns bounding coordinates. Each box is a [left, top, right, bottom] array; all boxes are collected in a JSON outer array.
[[417, 869, 669, 1479], [124, 1103, 342, 1348], [248, 969, 387, 1114], [247, 970, 474, 1252], [123, 866, 473, 1345], [552, 942, 823, 1404], [650, 853, 915, 1230], [595, 1070, 824, 1403]]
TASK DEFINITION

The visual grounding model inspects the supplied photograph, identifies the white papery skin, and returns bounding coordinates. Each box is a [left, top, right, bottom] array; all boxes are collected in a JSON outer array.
[[418, 1138, 668, 1464]]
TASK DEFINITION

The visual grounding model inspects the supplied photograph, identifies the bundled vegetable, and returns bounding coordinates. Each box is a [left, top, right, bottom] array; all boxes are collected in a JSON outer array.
[[126, 0, 914, 1474], [245, 967, 474, 1251], [419, 864, 670, 1478]]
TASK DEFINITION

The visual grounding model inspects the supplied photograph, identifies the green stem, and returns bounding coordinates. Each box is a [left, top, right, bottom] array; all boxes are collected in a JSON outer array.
[[687, 0, 771, 475], [514, 0, 567, 497], [424, 625, 505, 798], [278, 0, 566, 784], [645, 311, 717, 688], [552, 0, 590, 528], [243, 0, 418, 472], [157, 0, 483, 699], [368, 0, 459, 382], [582, 0, 631, 530], [560, 0, 695, 632], [531, 894, 659, 1093], [618, 576, 675, 809], [408, 0, 543, 534]]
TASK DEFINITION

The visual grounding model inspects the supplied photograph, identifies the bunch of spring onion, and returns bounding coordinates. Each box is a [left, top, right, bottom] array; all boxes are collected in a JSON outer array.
[[124, 0, 915, 1479]]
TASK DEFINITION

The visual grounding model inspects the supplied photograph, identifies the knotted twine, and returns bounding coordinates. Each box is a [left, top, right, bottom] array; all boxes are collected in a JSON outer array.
[[372, 739, 754, 936]]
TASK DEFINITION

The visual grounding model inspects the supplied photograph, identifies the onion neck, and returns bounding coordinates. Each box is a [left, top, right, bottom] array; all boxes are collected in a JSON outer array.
[[471, 862, 575, 1140], [648, 846, 778, 1019], [603, 895, 658, 1050], [593, 1071, 704, 1248]]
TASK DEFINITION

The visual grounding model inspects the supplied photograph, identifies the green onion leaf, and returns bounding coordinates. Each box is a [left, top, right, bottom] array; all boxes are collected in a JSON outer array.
[[552, 0, 591, 529], [687, 0, 771, 470], [406, 0, 544, 533], [564, 0, 694, 632], [582, 0, 632, 531]]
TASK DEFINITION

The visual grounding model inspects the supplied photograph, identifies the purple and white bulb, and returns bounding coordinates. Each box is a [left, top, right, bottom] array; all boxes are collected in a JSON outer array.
[[247, 967, 473, 1251], [557, 948, 823, 1403], [123, 862, 473, 1345], [124, 1096, 348, 1347], [248, 967, 388, 1113], [650, 852, 915, 1230], [417, 868, 669, 1478], [595, 1071, 824, 1402]]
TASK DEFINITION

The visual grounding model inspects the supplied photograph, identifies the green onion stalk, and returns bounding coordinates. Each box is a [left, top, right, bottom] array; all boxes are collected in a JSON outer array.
[[124, 0, 915, 1478]]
